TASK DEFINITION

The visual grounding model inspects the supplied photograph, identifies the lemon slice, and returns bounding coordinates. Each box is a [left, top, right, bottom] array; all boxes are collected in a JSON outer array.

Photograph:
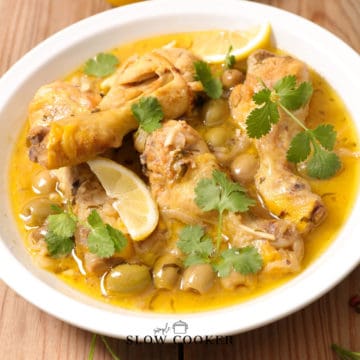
[[191, 23, 271, 63], [87, 157, 159, 241]]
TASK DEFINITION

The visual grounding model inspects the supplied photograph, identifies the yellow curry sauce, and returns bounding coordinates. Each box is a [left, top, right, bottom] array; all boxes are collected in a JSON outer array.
[[9, 31, 360, 312]]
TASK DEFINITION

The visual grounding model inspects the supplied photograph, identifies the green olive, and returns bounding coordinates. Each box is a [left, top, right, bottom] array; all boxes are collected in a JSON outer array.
[[104, 264, 151, 294], [230, 153, 259, 183], [181, 263, 215, 294], [220, 271, 255, 290], [221, 69, 244, 89], [153, 254, 182, 290], [20, 197, 57, 227], [202, 99, 229, 127], [205, 126, 228, 147], [32, 170, 57, 195]]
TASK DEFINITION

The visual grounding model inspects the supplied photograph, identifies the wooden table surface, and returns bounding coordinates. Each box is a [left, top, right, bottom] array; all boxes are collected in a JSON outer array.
[[0, 0, 359, 359]]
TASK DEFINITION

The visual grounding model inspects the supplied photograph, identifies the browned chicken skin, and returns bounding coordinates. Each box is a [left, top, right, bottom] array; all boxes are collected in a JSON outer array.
[[142, 120, 304, 274], [27, 49, 197, 169], [230, 50, 326, 233]]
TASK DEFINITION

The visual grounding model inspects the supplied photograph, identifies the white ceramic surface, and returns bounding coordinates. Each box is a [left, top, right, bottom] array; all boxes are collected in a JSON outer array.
[[0, 0, 359, 341]]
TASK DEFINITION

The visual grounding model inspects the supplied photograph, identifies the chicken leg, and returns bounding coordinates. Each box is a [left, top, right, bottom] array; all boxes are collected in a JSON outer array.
[[28, 49, 196, 169], [229, 50, 326, 233]]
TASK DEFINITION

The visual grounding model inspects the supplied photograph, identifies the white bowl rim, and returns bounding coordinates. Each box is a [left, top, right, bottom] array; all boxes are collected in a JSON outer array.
[[0, 0, 359, 341]]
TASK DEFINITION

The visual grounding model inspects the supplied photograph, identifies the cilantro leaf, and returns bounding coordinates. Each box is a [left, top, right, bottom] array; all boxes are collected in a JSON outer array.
[[131, 96, 164, 133], [184, 253, 211, 267], [195, 169, 255, 214], [312, 124, 337, 151], [306, 145, 341, 179], [106, 224, 128, 252], [212, 170, 255, 213], [194, 178, 221, 212], [214, 246, 263, 277], [87, 210, 127, 258], [253, 88, 272, 105], [194, 60, 222, 99], [195, 170, 255, 251], [84, 53, 119, 77], [273, 75, 313, 111], [88, 226, 115, 258], [45, 231, 75, 258], [224, 46, 235, 69], [178, 225, 214, 257], [177, 225, 214, 267], [47, 212, 77, 239], [45, 210, 77, 257], [286, 131, 311, 163], [87, 209, 103, 228], [246, 88, 280, 138]]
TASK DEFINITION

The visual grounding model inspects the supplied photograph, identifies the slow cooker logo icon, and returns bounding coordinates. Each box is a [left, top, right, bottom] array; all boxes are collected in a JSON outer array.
[[172, 320, 188, 334]]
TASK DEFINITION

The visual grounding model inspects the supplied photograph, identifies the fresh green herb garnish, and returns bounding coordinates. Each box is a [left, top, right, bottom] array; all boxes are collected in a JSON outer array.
[[194, 60, 222, 99], [177, 225, 262, 277], [246, 75, 341, 179], [195, 169, 255, 250], [87, 209, 127, 258], [88, 334, 121, 360], [273, 75, 313, 110], [332, 344, 360, 360], [177, 225, 213, 266], [84, 53, 119, 77], [178, 169, 261, 277], [100, 336, 121, 360], [246, 87, 279, 138], [131, 96, 164, 133], [45, 207, 126, 259], [213, 247, 263, 277], [224, 45, 236, 69], [87, 334, 97, 360], [287, 124, 340, 179], [45, 207, 77, 257]]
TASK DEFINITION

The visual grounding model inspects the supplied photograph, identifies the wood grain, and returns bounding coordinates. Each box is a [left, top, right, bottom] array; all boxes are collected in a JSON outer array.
[[256, 0, 360, 53], [0, 0, 359, 359]]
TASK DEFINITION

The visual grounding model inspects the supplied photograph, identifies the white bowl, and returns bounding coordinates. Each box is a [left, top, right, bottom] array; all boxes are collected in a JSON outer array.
[[0, 0, 359, 341]]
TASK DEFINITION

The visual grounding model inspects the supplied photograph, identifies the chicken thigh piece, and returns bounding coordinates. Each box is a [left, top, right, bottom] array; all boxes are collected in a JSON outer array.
[[28, 49, 196, 169], [142, 120, 304, 274], [229, 50, 326, 233]]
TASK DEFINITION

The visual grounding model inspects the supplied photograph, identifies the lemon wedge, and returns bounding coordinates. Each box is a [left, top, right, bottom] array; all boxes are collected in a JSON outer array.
[[191, 23, 271, 63], [87, 157, 159, 241]]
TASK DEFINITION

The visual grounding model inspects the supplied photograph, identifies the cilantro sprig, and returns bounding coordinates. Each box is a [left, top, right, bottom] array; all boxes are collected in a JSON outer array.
[[245, 75, 341, 179], [177, 225, 213, 267], [177, 224, 262, 278], [332, 344, 360, 360], [195, 170, 255, 251], [84, 53, 119, 78], [45, 205, 77, 258], [224, 46, 236, 70], [87, 210, 127, 258], [213, 247, 262, 277], [194, 60, 223, 99], [88, 334, 121, 360], [44, 206, 127, 259], [131, 96, 164, 133]]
